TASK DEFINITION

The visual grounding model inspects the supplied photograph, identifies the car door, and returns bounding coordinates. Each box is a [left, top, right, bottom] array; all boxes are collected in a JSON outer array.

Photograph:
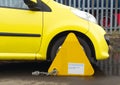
[[0, 0, 42, 60]]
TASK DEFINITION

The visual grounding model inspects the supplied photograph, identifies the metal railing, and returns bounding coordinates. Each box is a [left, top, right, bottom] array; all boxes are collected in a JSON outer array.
[[55, 0, 120, 33]]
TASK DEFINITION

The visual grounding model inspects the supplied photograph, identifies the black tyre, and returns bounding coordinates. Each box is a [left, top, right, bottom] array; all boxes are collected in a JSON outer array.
[[48, 34, 95, 64]]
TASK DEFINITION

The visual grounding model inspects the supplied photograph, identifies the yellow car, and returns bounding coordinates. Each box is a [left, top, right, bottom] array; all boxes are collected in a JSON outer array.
[[0, 0, 109, 64]]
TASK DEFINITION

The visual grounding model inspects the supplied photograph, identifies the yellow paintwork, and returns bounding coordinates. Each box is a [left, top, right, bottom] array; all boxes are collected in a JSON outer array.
[[38, 0, 89, 60], [86, 22, 109, 60], [31, 0, 37, 3], [0, 3, 42, 60], [48, 33, 94, 76], [0, 0, 109, 60]]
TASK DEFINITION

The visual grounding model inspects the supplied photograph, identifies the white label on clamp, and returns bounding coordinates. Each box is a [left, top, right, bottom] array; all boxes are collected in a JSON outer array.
[[68, 63, 84, 75]]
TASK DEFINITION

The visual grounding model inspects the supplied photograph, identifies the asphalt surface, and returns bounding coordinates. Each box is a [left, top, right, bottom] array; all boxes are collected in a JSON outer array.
[[0, 61, 119, 85]]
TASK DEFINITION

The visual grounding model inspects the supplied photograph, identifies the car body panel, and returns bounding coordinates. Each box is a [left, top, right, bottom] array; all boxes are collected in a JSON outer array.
[[37, 0, 109, 60], [37, 1, 90, 60], [0, 0, 109, 61], [86, 22, 109, 60], [0, 6, 42, 60]]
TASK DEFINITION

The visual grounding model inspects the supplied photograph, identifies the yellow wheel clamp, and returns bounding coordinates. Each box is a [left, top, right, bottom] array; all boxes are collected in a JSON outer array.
[[48, 33, 94, 76]]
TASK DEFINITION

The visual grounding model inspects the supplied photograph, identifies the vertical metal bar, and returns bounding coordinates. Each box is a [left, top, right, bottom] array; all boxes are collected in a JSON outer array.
[[5, 0, 7, 6], [0, 0, 1, 5], [96, 0, 99, 22], [115, 0, 118, 31], [10, 0, 12, 7], [74, 0, 76, 8], [87, 0, 90, 13], [64, 0, 67, 5], [101, 0, 104, 27], [60, 0, 63, 4], [110, 0, 113, 33], [78, 0, 81, 9], [2, 0, 4, 6], [69, 0, 72, 7], [91, 0, 94, 15], [82, 0, 85, 11], [4, 0, 6, 6], [105, 0, 109, 31], [119, 2, 120, 33], [0, 0, 2, 6]]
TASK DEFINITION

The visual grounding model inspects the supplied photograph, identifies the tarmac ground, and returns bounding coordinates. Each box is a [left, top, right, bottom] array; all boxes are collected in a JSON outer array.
[[0, 61, 119, 85]]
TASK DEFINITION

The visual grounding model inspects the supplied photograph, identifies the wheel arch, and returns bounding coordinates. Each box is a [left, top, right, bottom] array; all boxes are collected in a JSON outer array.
[[47, 31, 96, 61]]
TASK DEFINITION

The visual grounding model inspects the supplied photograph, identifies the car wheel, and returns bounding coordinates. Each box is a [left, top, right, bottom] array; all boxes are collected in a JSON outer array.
[[48, 35, 95, 64]]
